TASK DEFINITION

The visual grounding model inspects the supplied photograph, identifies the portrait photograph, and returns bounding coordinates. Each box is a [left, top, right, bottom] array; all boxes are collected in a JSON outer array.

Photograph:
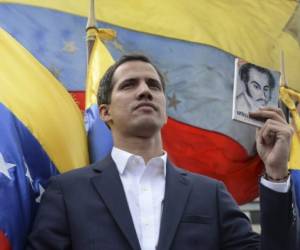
[[232, 58, 280, 127]]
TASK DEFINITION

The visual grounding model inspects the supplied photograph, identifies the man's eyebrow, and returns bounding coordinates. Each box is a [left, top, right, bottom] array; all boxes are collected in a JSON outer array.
[[117, 77, 137, 84], [122, 77, 137, 82], [120, 77, 161, 83], [147, 77, 161, 82], [250, 80, 261, 86]]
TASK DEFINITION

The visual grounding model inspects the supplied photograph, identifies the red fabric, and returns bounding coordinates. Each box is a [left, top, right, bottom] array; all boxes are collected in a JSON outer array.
[[69, 91, 85, 111], [0, 231, 11, 250], [162, 117, 263, 204]]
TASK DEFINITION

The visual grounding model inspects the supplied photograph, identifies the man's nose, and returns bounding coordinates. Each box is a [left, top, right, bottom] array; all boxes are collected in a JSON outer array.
[[256, 89, 266, 100], [262, 90, 269, 99], [137, 81, 153, 100]]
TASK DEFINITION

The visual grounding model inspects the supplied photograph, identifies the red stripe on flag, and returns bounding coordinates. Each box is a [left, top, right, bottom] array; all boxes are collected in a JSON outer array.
[[0, 231, 11, 250], [162, 117, 263, 204], [69, 91, 85, 111]]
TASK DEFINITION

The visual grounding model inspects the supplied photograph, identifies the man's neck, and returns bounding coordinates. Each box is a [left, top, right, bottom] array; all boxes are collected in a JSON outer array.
[[113, 133, 164, 163]]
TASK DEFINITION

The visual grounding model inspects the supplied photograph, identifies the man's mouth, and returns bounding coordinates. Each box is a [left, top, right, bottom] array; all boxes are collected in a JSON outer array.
[[134, 102, 157, 111]]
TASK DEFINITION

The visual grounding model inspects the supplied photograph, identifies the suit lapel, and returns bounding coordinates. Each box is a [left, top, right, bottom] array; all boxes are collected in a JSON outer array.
[[90, 156, 141, 250], [157, 161, 192, 250]]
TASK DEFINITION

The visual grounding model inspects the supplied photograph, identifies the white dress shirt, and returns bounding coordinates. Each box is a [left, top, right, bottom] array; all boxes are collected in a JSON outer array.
[[111, 147, 290, 250], [111, 147, 166, 250], [261, 176, 290, 193]]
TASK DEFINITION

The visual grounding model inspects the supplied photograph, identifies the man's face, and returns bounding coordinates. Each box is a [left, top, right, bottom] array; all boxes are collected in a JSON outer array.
[[245, 68, 271, 106], [100, 60, 167, 138]]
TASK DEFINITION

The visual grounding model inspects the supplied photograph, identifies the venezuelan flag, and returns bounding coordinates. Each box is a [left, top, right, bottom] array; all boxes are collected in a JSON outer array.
[[280, 87, 300, 214], [1, 0, 300, 206], [85, 28, 115, 162], [0, 28, 88, 250]]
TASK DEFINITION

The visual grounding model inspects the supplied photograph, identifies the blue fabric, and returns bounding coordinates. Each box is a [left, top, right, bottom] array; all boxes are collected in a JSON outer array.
[[0, 3, 87, 91], [84, 104, 113, 163], [0, 103, 59, 250], [291, 170, 300, 214], [0, 3, 271, 155]]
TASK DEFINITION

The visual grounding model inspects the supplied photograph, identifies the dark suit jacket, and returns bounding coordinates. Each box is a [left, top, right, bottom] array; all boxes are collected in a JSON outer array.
[[27, 156, 299, 250]]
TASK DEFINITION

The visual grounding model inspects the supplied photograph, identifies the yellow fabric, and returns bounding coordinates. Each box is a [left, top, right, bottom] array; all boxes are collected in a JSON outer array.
[[1, 1, 300, 91], [280, 87, 300, 170], [0, 28, 89, 172], [85, 28, 115, 109]]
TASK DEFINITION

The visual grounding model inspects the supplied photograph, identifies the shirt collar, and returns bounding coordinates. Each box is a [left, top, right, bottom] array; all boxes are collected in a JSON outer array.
[[111, 146, 167, 177]]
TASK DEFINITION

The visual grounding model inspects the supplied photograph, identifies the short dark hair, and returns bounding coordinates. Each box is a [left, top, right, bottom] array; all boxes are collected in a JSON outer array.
[[239, 63, 275, 89], [97, 53, 166, 106]]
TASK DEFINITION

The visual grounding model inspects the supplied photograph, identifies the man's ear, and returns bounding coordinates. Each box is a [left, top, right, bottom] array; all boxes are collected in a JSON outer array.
[[99, 104, 111, 123]]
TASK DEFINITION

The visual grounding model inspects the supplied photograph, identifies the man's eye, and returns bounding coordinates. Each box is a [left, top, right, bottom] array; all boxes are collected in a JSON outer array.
[[123, 83, 132, 88], [121, 81, 135, 89], [148, 80, 162, 90], [251, 82, 260, 90]]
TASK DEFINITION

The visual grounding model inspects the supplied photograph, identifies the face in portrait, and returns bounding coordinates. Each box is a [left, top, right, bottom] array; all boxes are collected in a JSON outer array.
[[244, 68, 272, 106], [237, 63, 275, 112]]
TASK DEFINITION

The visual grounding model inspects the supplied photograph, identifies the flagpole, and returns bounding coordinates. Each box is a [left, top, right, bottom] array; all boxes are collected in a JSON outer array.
[[86, 0, 97, 64], [279, 50, 290, 123]]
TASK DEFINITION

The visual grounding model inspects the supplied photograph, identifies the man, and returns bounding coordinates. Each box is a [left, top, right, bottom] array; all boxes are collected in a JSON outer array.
[[27, 54, 298, 250], [236, 63, 275, 113]]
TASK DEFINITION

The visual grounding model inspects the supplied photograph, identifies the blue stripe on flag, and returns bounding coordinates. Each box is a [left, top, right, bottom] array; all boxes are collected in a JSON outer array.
[[84, 104, 113, 163], [291, 170, 300, 214], [0, 3, 87, 91], [0, 103, 59, 250], [0, 3, 275, 155]]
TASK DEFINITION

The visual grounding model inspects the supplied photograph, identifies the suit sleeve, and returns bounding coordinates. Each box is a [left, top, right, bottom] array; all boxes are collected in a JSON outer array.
[[217, 181, 299, 250], [260, 184, 300, 250], [216, 181, 260, 250], [26, 176, 71, 250]]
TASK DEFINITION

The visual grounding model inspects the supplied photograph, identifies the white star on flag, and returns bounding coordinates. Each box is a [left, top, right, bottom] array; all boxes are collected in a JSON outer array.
[[24, 158, 34, 188], [35, 184, 45, 203], [0, 152, 16, 180]]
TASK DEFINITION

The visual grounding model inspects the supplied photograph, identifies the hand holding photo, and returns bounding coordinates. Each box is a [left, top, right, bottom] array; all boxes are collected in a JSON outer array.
[[232, 58, 280, 127]]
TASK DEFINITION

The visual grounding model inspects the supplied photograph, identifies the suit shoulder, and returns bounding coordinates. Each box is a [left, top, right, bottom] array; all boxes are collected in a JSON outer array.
[[49, 161, 101, 187], [174, 165, 223, 188]]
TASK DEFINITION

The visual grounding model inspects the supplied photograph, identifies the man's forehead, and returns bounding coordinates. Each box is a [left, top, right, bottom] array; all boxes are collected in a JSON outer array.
[[248, 68, 269, 85], [112, 61, 160, 82]]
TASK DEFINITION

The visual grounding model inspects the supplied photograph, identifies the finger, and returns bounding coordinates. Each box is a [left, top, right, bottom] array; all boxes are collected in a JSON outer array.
[[249, 108, 286, 124], [260, 106, 286, 120], [260, 119, 291, 136], [256, 106, 282, 113], [262, 125, 278, 145], [259, 120, 293, 145], [252, 106, 285, 118], [256, 127, 263, 145]]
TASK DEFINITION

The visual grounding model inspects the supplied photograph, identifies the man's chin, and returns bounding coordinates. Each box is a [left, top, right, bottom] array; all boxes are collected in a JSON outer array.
[[130, 120, 163, 137]]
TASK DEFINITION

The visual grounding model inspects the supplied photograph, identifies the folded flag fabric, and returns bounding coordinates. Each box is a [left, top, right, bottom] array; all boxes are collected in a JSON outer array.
[[84, 28, 115, 162], [1, 1, 300, 205], [0, 28, 88, 250], [280, 86, 300, 213]]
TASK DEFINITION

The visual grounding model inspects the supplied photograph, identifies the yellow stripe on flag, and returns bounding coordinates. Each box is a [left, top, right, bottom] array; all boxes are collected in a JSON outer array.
[[0, 28, 89, 172], [85, 28, 115, 109], [280, 87, 300, 170], [1, 1, 300, 92]]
